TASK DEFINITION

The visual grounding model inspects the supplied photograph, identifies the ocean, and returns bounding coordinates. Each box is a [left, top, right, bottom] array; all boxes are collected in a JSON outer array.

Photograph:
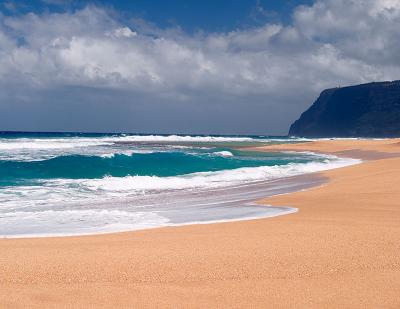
[[0, 132, 360, 237]]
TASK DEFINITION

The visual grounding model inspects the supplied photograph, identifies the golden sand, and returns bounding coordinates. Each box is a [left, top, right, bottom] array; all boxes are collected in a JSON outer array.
[[1, 139, 400, 308]]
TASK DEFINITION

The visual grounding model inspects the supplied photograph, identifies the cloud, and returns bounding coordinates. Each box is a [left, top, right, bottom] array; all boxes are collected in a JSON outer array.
[[107, 27, 137, 38], [0, 1, 399, 134]]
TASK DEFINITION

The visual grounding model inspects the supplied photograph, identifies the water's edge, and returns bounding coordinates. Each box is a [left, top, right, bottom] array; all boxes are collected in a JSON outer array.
[[1, 173, 327, 239]]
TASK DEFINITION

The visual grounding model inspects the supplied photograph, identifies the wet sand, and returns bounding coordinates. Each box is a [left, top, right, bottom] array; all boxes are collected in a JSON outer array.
[[249, 138, 400, 159], [1, 139, 400, 308]]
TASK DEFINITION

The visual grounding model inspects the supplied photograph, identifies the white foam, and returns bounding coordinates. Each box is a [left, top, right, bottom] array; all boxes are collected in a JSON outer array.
[[108, 135, 255, 142], [0, 134, 320, 162], [98, 150, 156, 158], [0, 136, 384, 155], [0, 138, 109, 150], [80, 155, 360, 194], [0, 154, 360, 212], [213, 151, 234, 157], [0, 135, 310, 152], [0, 135, 255, 152], [0, 153, 361, 238], [0, 135, 257, 161], [0, 209, 169, 238]]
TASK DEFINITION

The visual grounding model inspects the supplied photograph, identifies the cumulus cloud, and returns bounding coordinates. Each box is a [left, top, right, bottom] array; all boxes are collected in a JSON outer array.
[[0, 1, 400, 134]]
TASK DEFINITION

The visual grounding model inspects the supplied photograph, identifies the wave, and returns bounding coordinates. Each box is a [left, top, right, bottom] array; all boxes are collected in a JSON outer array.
[[0, 138, 110, 150], [1, 134, 381, 155], [0, 134, 317, 163], [0, 134, 312, 151], [0, 154, 360, 210], [213, 151, 234, 157], [0, 135, 252, 151], [0, 147, 356, 184], [79, 156, 360, 194], [0, 153, 360, 237], [98, 150, 155, 158], [0, 150, 272, 181], [112, 134, 257, 142]]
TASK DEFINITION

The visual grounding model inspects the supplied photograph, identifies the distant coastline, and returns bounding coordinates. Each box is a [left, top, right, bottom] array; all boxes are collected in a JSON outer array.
[[290, 80, 400, 138]]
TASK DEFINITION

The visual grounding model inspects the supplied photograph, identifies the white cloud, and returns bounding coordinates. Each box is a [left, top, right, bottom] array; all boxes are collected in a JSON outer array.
[[0, 1, 399, 134], [108, 27, 137, 38]]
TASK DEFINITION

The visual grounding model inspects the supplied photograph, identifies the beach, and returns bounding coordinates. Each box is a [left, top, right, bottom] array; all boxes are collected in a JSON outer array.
[[1, 138, 400, 308]]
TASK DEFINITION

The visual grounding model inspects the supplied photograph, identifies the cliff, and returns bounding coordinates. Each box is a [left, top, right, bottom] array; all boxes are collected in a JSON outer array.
[[289, 80, 400, 137]]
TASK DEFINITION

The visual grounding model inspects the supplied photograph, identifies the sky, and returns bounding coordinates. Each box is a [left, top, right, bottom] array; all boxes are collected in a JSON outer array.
[[0, 0, 400, 135]]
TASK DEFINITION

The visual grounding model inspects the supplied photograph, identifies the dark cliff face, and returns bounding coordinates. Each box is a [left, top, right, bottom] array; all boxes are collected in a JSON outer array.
[[289, 81, 400, 137]]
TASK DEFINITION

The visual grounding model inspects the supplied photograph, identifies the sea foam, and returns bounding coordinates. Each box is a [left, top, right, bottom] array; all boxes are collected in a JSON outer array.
[[0, 133, 362, 238], [80, 155, 359, 194]]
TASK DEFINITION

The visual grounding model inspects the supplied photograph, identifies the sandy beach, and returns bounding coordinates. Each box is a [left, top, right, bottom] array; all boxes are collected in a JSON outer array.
[[1, 139, 400, 308]]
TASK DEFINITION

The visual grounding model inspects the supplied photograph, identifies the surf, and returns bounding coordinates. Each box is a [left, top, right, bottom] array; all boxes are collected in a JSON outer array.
[[0, 133, 361, 238]]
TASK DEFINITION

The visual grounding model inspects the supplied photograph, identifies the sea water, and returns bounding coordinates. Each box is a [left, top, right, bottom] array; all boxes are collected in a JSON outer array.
[[0, 132, 360, 237]]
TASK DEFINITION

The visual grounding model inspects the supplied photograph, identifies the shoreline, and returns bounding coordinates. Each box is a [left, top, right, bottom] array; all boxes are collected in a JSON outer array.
[[1, 138, 400, 308], [248, 138, 400, 160], [0, 173, 327, 239], [0, 150, 350, 239]]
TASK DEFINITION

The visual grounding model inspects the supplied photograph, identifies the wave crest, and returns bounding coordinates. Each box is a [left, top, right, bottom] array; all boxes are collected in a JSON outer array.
[[80, 156, 360, 193]]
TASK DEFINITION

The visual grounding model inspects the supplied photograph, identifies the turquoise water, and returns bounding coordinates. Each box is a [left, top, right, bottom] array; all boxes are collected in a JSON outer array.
[[0, 132, 359, 237], [0, 132, 312, 186], [0, 149, 313, 185]]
